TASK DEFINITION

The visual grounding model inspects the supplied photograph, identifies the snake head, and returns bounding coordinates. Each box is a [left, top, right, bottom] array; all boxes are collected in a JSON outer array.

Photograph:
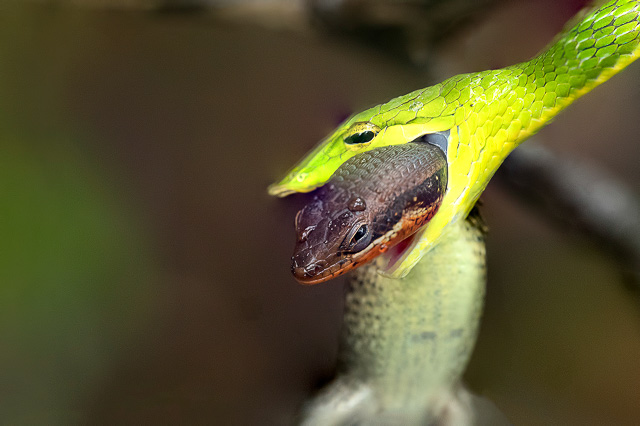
[[272, 85, 455, 281], [268, 118, 383, 197], [268, 86, 454, 197]]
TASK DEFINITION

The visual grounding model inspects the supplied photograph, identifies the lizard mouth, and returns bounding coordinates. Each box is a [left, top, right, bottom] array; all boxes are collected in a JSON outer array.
[[291, 235, 386, 285], [291, 214, 426, 284], [381, 233, 417, 272]]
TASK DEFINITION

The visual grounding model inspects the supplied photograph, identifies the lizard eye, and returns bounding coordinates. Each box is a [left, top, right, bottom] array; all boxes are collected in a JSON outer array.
[[352, 225, 367, 242], [342, 223, 371, 253], [343, 122, 381, 146]]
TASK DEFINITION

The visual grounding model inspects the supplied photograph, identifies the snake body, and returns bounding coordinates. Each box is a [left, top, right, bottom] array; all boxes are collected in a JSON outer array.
[[272, 0, 640, 277]]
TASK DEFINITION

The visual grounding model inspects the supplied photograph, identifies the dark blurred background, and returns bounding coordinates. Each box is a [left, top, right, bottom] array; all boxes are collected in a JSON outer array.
[[1, 0, 639, 424]]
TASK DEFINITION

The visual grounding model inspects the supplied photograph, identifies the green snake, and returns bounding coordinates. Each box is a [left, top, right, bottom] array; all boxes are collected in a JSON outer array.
[[272, 0, 640, 280], [271, 0, 640, 423]]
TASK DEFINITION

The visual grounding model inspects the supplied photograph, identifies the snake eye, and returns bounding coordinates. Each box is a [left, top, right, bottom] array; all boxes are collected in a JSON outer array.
[[342, 223, 372, 253], [343, 122, 381, 146], [344, 131, 374, 145]]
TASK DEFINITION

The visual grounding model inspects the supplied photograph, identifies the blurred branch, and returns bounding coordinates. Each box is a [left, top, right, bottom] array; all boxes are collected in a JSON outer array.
[[41, 0, 503, 67], [309, 0, 503, 67], [497, 144, 640, 291], [214, 0, 504, 67]]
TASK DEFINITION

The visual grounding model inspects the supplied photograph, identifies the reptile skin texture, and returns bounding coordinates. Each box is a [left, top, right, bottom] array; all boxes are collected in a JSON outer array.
[[271, 0, 640, 277]]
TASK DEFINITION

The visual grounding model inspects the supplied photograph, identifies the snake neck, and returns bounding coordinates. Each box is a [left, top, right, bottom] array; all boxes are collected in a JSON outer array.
[[395, 0, 640, 276], [449, 0, 640, 210]]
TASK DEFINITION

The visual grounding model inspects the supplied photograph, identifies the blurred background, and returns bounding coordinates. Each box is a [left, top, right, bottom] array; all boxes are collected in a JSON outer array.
[[1, 0, 639, 424]]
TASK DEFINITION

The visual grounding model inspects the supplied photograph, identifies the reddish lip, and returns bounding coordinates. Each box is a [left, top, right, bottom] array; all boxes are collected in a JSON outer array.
[[291, 214, 428, 285], [291, 236, 390, 285], [292, 191, 444, 285], [292, 258, 353, 285], [293, 273, 338, 285], [291, 218, 430, 285], [292, 232, 417, 284]]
